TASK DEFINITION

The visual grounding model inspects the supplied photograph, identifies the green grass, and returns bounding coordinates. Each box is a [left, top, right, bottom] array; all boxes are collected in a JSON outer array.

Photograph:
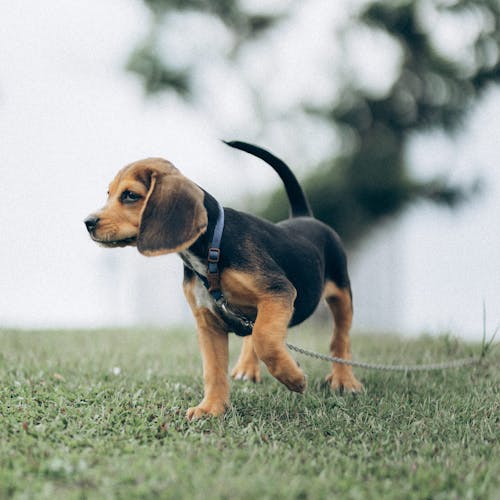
[[0, 326, 498, 499]]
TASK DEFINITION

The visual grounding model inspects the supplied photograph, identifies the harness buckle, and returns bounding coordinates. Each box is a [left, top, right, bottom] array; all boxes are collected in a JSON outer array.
[[208, 247, 220, 263]]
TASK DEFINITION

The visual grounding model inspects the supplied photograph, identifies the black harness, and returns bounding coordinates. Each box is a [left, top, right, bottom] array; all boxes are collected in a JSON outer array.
[[191, 201, 254, 337]]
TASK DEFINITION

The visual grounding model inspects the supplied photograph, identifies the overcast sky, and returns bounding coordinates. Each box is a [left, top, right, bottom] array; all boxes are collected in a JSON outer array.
[[0, 1, 499, 340]]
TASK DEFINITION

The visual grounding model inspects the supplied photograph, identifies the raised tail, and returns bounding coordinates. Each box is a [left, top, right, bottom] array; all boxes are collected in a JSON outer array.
[[224, 140, 313, 218]]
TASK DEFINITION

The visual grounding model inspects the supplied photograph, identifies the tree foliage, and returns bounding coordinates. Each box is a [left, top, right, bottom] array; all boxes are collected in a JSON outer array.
[[127, 0, 500, 245]]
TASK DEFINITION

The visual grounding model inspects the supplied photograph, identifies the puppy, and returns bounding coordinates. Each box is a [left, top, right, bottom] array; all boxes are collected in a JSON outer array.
[[85, 141, 362, 419]]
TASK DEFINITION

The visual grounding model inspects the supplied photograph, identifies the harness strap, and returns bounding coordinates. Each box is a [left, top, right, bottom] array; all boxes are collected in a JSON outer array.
[[204, 200, 224, 301], [192, 200, 252, 336]]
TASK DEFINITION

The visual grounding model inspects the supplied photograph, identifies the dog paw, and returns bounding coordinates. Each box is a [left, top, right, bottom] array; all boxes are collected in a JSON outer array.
[[326, 371, 363, 393], [186, 399, 227, 421], [286, 373, 307, 393], [278, 369, 307, 393], [267, 356, 307, 393], [231, 361, 261, 383]]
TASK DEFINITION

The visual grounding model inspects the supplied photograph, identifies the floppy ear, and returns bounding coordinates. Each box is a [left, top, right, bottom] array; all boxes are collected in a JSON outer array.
[[137, 171, 208, 256]]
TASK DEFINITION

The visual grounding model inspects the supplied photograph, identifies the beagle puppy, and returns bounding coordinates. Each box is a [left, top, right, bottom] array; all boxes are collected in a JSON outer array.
[[85, 141, 362, 419]]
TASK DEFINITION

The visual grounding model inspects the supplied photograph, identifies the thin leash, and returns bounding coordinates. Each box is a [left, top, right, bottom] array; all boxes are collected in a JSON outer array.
[[286, 306, 498, 372], [285, 342, 483, 372]]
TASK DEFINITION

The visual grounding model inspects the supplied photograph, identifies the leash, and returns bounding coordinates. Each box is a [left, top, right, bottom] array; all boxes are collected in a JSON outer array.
[[194, 199, 491, 371], [285, 343, 483, 372], [287, 309, 497, 371]]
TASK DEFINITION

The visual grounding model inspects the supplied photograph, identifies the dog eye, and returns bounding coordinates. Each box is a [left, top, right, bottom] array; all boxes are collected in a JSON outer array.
[[120, 190, 142, 204]]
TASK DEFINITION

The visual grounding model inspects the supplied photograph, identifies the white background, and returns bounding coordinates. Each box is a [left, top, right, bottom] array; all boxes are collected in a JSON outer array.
[[0, 1, 499, 339]]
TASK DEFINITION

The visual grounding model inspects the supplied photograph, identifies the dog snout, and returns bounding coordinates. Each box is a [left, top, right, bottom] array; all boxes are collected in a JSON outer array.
[[84, 215, 100, 234]]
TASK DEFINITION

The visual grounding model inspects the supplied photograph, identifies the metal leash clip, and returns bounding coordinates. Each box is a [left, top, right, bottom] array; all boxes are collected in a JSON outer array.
[[215, 296, 254, 336]]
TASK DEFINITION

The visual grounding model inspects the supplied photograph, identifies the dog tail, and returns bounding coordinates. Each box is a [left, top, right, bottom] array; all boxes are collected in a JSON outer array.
[[224, 140, 313, 218]]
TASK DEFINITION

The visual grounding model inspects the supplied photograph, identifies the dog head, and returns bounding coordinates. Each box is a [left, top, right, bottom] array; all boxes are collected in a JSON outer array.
[[84, 158, 208, 255]]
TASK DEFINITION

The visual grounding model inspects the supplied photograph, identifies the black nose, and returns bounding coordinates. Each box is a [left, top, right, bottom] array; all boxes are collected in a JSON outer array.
[[84, 215, 100, 233]]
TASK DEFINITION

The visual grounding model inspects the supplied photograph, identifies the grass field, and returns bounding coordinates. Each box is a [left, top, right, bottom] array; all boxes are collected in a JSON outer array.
[[0, 326, 498, 499]]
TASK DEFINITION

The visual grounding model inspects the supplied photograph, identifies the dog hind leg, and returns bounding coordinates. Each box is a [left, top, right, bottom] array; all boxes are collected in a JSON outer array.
[[323, 281, 363, 393], [231, 336, 261, 382]]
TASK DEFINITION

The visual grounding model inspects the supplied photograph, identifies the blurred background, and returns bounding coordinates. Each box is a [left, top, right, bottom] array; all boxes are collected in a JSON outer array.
[[0, 0, 499, 339]]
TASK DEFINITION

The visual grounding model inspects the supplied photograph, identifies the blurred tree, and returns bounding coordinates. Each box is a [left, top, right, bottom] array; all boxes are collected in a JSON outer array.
[[127, 0, 499, 246]]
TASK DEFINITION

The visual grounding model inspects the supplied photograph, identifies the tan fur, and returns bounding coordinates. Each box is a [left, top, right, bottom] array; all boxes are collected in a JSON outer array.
[[231, 336, 261, 383], [184, 278, 230, 420], [137, 170, 208, 255], [252, 297, 306, 393], [221, 269, 305, 392], [323, 281, 363, 392], [220, 269, 260, 308], [91, 172, 149, 246]]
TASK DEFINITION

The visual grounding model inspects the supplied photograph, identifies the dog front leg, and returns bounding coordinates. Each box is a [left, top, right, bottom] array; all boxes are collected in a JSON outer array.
[[186, 310, 229, 420], [184, 280, 229, 420], [252, 298, 306, 393]]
